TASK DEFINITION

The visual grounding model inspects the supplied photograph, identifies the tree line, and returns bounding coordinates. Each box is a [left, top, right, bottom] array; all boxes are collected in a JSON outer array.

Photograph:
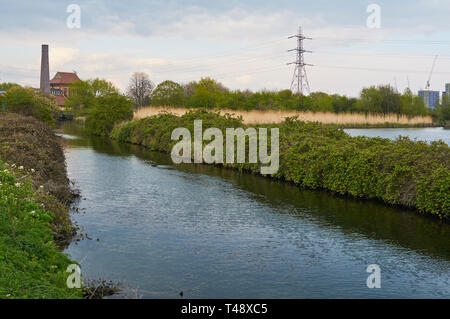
[[125, 73, 431, 117], [1, 72, 449, 137]]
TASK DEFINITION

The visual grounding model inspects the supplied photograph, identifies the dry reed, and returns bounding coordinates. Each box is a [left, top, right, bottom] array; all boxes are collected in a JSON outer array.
[[134, 106, 433, 126]]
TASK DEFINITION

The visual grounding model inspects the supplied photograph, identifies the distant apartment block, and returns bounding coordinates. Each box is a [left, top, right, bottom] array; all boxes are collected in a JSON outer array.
[[443, 83, 450, 99], [418, 90, 440, 109]]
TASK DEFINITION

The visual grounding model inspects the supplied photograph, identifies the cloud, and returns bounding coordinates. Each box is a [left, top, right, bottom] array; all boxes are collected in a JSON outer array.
[[50, 48, 80, 68], [235, 74, 254, 85], [0, 1, 449, 96]]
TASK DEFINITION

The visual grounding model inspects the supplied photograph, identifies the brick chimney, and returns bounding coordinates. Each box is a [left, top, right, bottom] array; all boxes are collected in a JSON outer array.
[[40, 44, 50, 94]]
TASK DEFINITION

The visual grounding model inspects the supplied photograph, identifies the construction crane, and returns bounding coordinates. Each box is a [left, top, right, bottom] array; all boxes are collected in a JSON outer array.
[[425, 55, 438, 90]]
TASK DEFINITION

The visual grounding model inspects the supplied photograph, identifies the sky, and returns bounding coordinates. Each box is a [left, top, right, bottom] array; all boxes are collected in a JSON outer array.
[[0, 0, 449, 96]]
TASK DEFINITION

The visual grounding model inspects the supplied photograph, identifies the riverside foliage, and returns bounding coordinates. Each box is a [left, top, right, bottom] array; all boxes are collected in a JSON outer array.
[[0, 160, 83, 299], [66, 79, 134, 136], [147, 78, 430, 117], [111, 110, 449, 219], [1, 86, 60, 126], [0, 114, 82, 298]]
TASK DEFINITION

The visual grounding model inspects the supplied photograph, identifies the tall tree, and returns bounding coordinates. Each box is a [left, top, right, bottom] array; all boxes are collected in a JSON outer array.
[[67, 78, 119, 115], [151, 80, 185, 107], [127, 72, 154, 109]]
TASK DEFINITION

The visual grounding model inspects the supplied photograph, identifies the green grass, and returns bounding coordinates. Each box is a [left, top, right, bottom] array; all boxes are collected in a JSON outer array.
[[0, 160, 83, 299], [111, 110, 450, 220]]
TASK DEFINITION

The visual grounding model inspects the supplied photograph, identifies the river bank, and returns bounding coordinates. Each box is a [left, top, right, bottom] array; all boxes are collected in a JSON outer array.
[[0, 113, 83, 298], [111, 110, 449, 220]]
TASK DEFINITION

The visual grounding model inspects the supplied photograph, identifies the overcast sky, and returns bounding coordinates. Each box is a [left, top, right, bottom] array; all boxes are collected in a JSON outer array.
[[1, 0, 449, 96]]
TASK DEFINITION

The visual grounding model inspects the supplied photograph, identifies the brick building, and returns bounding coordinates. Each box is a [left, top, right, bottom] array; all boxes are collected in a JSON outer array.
[[50, 72, 80, 106]]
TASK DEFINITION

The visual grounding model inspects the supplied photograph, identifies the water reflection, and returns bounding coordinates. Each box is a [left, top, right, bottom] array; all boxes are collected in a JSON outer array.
[[60, 122, 450, 298]]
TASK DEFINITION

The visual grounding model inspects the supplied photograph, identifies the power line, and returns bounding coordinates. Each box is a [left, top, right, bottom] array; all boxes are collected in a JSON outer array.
[[314, 64, 450, 75], [313, 37, 450, 45]]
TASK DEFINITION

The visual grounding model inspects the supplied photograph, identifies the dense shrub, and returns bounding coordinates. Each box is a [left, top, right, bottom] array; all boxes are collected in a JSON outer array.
[[66, 79, 119, 116], [3, 86, 59, 126], [85, 93, 134, 136], [111, 110, 449, 219]]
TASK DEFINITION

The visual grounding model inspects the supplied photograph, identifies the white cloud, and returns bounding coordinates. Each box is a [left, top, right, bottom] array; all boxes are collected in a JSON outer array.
[[235, 74, 253, 85], [50, 47, 80, 68]]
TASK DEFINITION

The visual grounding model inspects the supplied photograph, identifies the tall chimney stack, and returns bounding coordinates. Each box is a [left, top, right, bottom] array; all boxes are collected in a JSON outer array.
[[40, 44, 50, 94]]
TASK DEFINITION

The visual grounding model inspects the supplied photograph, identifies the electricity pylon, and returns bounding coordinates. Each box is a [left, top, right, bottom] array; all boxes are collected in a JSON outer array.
[[288, 27, 312, 95]]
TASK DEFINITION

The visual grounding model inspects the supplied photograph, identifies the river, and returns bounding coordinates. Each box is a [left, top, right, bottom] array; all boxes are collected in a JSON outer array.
[[345, 127, 450, 145], [61, 124, 450, 298]]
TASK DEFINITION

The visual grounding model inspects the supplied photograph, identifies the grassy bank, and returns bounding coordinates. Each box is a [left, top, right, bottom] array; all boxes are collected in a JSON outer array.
[[0, 113, 82, 298], [0, 113, 75, 238], [134, 106, 434, 127], [112, 110, 449, 220]]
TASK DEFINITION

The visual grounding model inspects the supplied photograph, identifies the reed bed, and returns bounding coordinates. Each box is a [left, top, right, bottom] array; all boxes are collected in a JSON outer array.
[[134, 106, 433, 126]]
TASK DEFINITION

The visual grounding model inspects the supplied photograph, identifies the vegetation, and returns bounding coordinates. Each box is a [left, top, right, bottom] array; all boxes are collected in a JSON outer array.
[[0, 113, 75, 238], [111, 110, 449, 219], [0, 160, 83, 299], [127, 72, 155, 109], [0, 114, 83, 298], [0, 82, 20, 91], [67, 79, 134, 136], [85, 93, 134, 137], [145, 78, 429, 117], [1, 86, 60, 126], [435, 94, 450, 126], [66, 78, 119, 116], [151, 80, 185, 107]]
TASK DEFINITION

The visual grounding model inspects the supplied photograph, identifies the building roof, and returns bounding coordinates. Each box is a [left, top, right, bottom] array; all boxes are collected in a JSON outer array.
[[50, 72, 80, 85]]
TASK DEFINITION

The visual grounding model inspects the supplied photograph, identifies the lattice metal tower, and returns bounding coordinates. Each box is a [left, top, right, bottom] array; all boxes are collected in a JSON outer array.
[[288, 27, 312, 95]]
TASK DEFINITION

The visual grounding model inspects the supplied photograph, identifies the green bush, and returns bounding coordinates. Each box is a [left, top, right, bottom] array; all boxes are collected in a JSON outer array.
[[3, 86, 59, 126], [0, 160, 83, 299], [66, 79, 119, 116], [85, 93, 134, 137], [111, 111, 449, 219]]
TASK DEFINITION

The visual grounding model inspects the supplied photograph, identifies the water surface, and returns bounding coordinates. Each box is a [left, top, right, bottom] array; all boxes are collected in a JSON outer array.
[[61, 124, 450, 298], [345, 127, 449, 145]]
